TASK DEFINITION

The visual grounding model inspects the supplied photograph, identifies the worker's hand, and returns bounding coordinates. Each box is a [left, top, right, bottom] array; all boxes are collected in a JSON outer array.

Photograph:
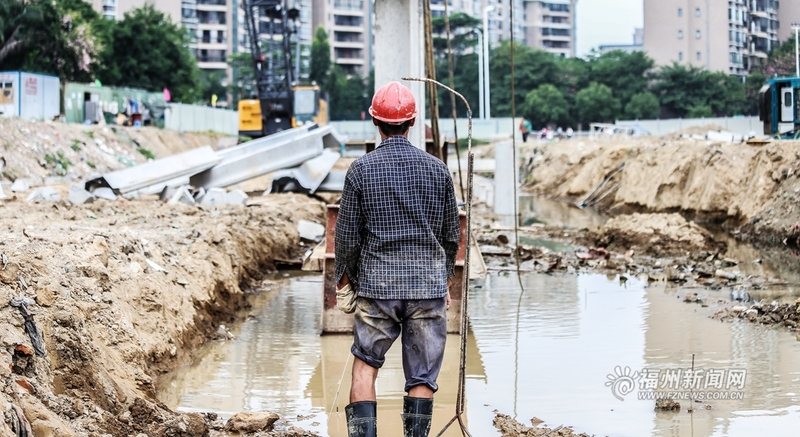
[[337, 273, 350, 290], [446, 277, 453, 310]]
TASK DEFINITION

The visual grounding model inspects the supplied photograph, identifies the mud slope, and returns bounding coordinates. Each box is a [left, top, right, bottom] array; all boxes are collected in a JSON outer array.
[[525, 138, 800, 223], [0, 117, 229, 184], [0, 193, 324, 436]]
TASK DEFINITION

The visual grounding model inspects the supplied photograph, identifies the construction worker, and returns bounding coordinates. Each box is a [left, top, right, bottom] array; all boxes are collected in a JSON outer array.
[[334, 81, 461, 437]]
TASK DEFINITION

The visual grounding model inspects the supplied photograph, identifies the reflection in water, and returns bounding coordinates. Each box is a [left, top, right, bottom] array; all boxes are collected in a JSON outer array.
[[518, 196, 607, 230], [158, 273, 800, 437]]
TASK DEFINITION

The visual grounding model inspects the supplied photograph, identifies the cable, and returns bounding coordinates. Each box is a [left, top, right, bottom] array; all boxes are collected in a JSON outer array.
[[508, 0, 527, 421], [403, 76, 473, 437]]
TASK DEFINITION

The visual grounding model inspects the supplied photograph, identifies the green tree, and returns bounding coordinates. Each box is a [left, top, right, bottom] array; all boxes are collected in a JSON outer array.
[[650, 63, 749, 117], [490, 42, 562, 116], [326, 66, 370, 120], [522, 84, 570, 128], [687, 104, 712, 118], [199, 70, 227, 106], [227, 52, 257, 106], [432, 12, 481, 118], [757, 37, 796, 78], [309, 25, 331, 86], [587, 50, 654, 107], [1, 0, 101, 82], [624, 92, 660, 119], [96, 5, 200, 102], [650, 63, 713, 117], [575, 82, 621, 124]]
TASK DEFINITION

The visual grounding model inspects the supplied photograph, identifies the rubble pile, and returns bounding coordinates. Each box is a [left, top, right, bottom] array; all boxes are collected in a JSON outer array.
[[712, 301, 800, 329], [0, 194, 324, 436], [493, 413, 592, 437]]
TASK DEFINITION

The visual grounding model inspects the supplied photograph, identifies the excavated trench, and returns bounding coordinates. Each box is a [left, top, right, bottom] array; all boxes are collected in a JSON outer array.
[[156, 196, 800, 437], [0, 193, 325, 436]]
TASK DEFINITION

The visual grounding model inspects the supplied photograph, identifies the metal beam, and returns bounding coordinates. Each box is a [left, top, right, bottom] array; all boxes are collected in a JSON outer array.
[[270, 148, 341, 194], [190, 125, 344, 189], [85, 146, 222, 194]]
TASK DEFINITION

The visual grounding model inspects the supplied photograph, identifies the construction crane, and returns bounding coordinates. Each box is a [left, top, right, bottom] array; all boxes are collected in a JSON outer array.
[[759, 77, 800, 139], [238, 0, 326, 139]]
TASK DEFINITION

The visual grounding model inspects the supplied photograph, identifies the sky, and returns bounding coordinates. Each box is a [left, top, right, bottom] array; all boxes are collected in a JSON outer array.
[[576, 0, 644, 57]]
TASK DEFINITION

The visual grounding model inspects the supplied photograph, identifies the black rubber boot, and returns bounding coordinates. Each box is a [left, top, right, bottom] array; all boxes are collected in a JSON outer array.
[[402, 396, 433, 437], [345, 401, 377, 437]]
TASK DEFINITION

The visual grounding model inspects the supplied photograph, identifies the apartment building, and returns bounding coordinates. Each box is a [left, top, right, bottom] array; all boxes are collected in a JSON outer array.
[[598, 28, 643, 55], [88, 0, 247, 73], [778, 1, 800, 44], [312, 0, 373, 76], [643, 0, 790, 75], [521, 0, 577, 57]]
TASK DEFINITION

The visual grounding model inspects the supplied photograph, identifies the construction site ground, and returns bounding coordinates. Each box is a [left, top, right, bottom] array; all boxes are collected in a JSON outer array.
[[2, 118, 800, 436]]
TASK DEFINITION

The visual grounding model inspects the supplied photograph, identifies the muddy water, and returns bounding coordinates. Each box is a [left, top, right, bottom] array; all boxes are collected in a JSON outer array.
[[157, 271, 800, 437], [157, 198, 800, 435]]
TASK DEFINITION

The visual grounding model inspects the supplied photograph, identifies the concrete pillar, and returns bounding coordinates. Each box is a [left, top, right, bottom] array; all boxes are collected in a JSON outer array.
[[494, 141, 519, 225], [374, 0, 426, 149]]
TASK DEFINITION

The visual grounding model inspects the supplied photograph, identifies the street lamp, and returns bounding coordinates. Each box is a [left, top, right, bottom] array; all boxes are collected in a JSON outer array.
[[483, 5, 495, 119], [793, 24, 800, 77], [473, 29, 484, 120]]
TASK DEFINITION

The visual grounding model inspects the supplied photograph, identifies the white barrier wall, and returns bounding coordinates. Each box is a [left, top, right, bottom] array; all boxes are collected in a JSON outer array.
[[0, 71, 60, 121], [165, 103, 239, 136], [330, 117, 519, 141], [616, 117, 762, 137]]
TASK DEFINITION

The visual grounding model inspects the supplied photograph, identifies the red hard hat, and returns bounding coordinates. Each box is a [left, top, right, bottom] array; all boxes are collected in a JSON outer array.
[[368, 81, 417, 124]]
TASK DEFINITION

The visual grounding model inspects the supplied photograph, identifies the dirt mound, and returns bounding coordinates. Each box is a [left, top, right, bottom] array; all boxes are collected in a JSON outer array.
[[494, 413, 591, 437], [0, 193, 324, 436], [586, 213, 725, 257], [0, 117, 229, 185], [524, 137, 800, 224]]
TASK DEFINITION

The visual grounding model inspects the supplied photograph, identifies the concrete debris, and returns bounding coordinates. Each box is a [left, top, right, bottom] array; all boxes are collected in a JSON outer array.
[[145, 258, 166, 273], [705, 130, 743, 144], [26, 187, 61, 202], [297, 220, 325, 241], [11, 178, 31, 192], [167, 186, 195, 206], [226, 189, 248, 205], [44, 176, 69, 185], [0, 183, 5, 200], [68, 184, 95, 205], [225, 412, 279, 433], [92, 187, 117, 201], [317, 169, 347, 192], [159, 185, 181, 202], [714, 269, 738, 280], [655, 399, 681, 411], [197, 188, 227, 206], [302, 241, 325, 271], [215, 324, 235, 340]]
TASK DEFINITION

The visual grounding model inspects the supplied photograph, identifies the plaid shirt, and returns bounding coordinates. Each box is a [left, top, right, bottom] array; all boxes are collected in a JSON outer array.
[[335, 135, 460, 300]]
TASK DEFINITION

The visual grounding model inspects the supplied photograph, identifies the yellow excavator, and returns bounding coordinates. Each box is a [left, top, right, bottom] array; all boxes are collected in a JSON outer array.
[[237, 0, 328, 139]]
